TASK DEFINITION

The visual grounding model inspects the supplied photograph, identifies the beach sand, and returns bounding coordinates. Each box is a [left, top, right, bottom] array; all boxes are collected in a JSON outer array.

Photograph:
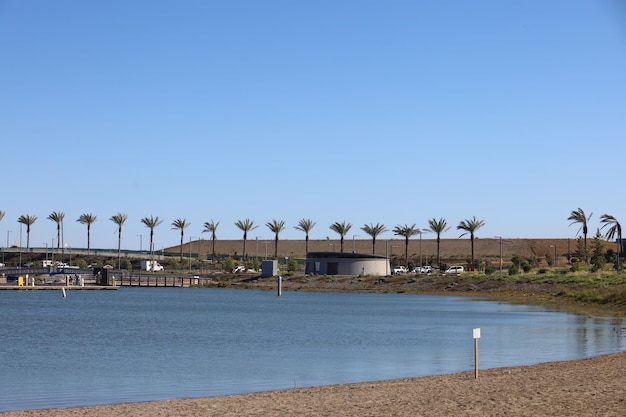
[[3, 351, 625, 417]]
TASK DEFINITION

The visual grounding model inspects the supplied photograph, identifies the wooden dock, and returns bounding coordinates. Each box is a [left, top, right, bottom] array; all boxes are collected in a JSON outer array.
[[114, 274, 213, 287]]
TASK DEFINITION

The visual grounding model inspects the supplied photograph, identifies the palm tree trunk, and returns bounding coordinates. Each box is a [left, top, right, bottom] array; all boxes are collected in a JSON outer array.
[[117, 230, 121, 269], [405, 237, 409, 267], [150, 230, 154, 265], [179, 233, 184, 260]]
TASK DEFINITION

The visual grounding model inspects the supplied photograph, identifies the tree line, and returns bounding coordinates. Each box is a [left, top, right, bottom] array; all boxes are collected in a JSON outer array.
[[0, 209, 621, 269]]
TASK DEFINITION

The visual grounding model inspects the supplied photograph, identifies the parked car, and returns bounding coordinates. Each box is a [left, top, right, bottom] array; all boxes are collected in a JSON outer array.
[[445, 266, 464, 274], [0, 263, 5, 268], [411, 266, 434, 274], [392, 265, 408, 274]]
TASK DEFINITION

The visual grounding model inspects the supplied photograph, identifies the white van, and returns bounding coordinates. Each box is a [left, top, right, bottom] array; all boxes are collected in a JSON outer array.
[[445, 266, 464, 274]]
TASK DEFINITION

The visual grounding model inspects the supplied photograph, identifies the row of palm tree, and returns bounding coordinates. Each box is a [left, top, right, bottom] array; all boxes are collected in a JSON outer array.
[[0, 212, 192, 263], [227, 217, 485, 266], [1, 210, 621, 267], [568, 208, 623, 263], [0, 212, 478, 265]]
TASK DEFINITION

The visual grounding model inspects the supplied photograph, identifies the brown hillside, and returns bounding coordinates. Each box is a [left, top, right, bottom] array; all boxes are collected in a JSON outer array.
[[167, 238, 616, 265]]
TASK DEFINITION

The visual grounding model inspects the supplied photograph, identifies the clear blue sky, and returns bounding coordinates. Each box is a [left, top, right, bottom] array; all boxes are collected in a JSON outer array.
[[1, 1, 625, 250]]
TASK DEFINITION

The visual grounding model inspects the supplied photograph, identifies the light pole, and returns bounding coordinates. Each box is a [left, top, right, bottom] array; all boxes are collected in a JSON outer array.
[[51, 238, 55, 265], [4, 230, 12, 265], [137, 234, 143, 252], [554, 245, 557, 267], [19, 223, 22, 267], [388, 240, 398, 265], [495, 236, 502, 278], [385, 240, 389, 275], [256, 236, 261, 260], [418, 229, 429, 269], [616, 239, 621, 272], [189, 236, 195, 271], [43, 243, 48, 262], [352, 235, 359, 253], [263, 241, 269, 260]]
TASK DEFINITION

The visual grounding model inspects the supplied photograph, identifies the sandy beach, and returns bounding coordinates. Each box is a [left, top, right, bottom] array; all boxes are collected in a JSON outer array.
[[3, 351, 624, 417]]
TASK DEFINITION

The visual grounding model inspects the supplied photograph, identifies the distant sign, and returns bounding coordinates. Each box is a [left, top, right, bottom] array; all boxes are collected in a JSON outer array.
[[473, 328, 481, 339]]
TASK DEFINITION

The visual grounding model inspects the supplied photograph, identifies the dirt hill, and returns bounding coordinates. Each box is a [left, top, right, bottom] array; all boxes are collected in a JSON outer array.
[[168, 238, 615, 266]]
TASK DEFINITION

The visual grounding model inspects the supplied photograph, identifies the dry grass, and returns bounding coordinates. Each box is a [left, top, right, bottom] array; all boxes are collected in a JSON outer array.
[[173, 238, 618, 266]]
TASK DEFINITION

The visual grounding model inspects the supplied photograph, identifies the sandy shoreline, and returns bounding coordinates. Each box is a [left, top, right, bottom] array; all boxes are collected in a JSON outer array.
[[3, 351, 625, 417]]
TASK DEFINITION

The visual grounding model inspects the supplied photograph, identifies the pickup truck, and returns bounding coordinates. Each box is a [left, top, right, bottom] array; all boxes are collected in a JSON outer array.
[[392, 265, 408, 274]]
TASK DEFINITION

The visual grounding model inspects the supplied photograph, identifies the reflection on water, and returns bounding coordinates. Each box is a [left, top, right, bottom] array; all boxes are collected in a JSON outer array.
[[0, 288, 623, 411]]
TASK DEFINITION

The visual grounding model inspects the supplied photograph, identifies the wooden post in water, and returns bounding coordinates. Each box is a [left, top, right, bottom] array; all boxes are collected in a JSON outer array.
[[277, 275, 282, 297]]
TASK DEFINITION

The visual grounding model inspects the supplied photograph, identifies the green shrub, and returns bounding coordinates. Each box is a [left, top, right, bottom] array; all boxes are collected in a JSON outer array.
[[508, 265, 520, 275], [521, 262, 532, 273], [287, 257, 298, 273], [74, 258, 88, 268], [246, 259, 261, 271], [222, 257, 235, 272], [484, 266, 495, 275]]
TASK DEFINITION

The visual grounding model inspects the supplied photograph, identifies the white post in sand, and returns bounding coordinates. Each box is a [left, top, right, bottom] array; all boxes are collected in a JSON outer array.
[[473, 328, 481, 378], [277, 275, 282, 297]]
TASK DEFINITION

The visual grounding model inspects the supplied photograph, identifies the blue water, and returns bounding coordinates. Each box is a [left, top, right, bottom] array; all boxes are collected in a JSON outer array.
[[0, 287, 624, 411]]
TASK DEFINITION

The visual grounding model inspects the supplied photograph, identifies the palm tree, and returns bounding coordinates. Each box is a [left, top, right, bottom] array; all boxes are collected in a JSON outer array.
[[109, 213, 128, 269], [568, 208, 592, 263], [266, 219, 286, 258], [235, 219, 258, 260], [17, 214, 37, 250], [393, 224, 418, 267], [171, 218, 191, 261], [600, 214, 622, 269], [428, 217, 450, 267], [0, 210, 4, 223], [141, 215, 162, 264], [77, 213, 97, 254], [361, 223, 388, 254], [457, 216, 485, 264], [294, 218, 316, 253], [202, 219, 220, 261], [47, 211, 65, 252], [329, 221, 352, 253]]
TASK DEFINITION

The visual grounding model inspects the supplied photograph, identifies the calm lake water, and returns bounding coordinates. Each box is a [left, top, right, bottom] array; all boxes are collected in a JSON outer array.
[[0, 287, 624, 411]]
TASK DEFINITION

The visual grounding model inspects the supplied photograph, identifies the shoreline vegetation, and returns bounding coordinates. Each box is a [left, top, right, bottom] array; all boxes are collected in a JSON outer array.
[[222, 269, 626, 318]]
